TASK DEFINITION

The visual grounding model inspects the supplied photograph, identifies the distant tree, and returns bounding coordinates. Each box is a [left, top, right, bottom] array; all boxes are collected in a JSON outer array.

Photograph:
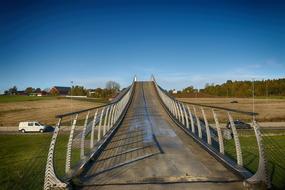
[[106, 81, 120, 91], [182, 86, 196, 93], [35, 88, 41, 93], [50, 88, 59, 96], [88, 86, 119, 99], [8, 86, 17, 95], [70, 85, 87, 96], [199, 78, 285, 97], [25, 87, 34, 94]]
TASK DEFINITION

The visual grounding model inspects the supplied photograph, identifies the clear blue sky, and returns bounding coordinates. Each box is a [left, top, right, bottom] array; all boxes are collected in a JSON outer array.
[[0, 0, 284, 92]]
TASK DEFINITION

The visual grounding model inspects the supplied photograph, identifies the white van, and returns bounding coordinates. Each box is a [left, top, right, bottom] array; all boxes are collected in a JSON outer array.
[[19, 121, 47, 133]]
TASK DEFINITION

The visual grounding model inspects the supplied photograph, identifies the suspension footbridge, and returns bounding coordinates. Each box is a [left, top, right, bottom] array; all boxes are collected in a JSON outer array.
[[44, 78, 271, 190]]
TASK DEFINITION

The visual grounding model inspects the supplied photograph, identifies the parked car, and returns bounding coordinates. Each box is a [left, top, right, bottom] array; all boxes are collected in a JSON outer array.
[[19, 121, 47, 133], [226, 120, 251, 129]]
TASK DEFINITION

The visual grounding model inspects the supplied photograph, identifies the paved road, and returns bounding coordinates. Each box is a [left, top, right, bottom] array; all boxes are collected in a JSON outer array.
[[76, 81, 244, 189]]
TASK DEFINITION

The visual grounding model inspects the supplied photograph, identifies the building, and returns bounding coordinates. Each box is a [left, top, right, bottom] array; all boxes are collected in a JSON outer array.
[[49, 86, 71, 96], [16, 91, 27, 96]]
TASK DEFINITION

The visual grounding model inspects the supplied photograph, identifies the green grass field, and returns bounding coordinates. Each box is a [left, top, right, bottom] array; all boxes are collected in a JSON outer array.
[[0, 96, 56, 103], [0, 131, 284, 189], [0, 133, 80, 190], [225, 134, 285, 189]]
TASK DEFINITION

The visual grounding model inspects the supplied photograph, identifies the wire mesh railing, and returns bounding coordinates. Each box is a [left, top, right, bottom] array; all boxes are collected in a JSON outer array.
[[153, 78, 274, 189], [44, 81, 135, 189]]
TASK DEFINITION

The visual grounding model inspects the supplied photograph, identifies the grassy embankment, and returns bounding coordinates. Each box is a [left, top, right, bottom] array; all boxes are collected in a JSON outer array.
[[0, 134, 81, 190], [224, 132, 285, 189], [0, 131, 284, 189]]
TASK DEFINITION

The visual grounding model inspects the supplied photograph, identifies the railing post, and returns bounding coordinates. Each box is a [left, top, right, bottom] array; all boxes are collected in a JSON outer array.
[[175, 101, 181, 120], [193, 106, 202, 138], [227, 112, 243, 166], [103, 106, 110, 136], [98, 108, 105, 141], [165, 98, 170, 110], [80, 111, 89, 160], [212, 109, 224, 154], [110, 104, 116, 127], [201, 107, 212, 145], [246, 121, 271, 188], [178, 102, 184, 124], [182, 103, 189, 129], [65, 114, 78, 174], [172, 100, 178, 118], [167, 98, 172, 113], [116, 102, 121, 119], [107, 105, 114, 131], [90, 109, 98, 149], [44, 118, 67, 190], [187, 105, 195, 133], [168, 99, 173, 115], [112, 104, 118, 125], [212, 109, 225, 154], [171, 100, 176, 116], [179, 103, 185, 125]]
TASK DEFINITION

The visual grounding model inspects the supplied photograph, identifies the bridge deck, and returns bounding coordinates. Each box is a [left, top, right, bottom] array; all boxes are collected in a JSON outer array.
[[79, 82, 244, 189]]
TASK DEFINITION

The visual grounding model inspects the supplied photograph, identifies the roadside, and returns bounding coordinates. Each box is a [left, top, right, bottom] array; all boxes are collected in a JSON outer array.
[[0, 125, 87, 134], [1, 122, 284, 134]]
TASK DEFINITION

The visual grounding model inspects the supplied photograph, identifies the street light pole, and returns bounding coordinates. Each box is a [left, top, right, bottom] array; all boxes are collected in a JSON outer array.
[[71, 81, 73, 123], [252, 78, 255, 122], [265, 80, 268, 104]]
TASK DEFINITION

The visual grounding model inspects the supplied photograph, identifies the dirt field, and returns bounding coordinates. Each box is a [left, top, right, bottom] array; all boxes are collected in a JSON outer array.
[[178, 98, 285, 122], [0, 99, 104, 126]]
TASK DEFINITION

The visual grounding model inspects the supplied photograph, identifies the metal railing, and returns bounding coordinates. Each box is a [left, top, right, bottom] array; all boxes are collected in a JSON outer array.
[[152, 77, 271, 189], [44, 81, 135, 189]]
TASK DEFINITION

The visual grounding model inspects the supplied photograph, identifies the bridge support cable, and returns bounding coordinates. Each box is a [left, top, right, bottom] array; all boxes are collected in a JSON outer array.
[[44, 80, 135, 190], [152, 76, 271, 189]]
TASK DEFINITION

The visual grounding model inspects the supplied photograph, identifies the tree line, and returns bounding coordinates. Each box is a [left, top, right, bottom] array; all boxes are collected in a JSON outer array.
[[172, 78, 285, 98], [3, 81, 121, 99], [201, 78, 285, 97]]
